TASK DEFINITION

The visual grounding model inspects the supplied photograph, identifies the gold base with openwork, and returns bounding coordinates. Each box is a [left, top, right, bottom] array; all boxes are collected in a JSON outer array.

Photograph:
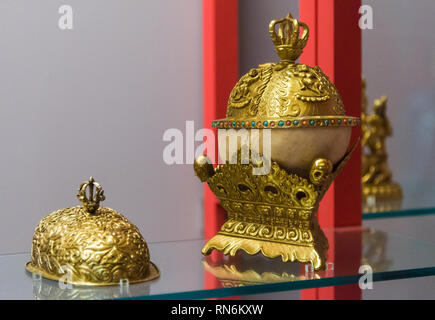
[[194, 142, 357, 271]]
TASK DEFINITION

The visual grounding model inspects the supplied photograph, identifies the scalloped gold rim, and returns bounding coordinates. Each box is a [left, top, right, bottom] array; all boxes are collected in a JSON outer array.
[[25, 261, 160, 287]]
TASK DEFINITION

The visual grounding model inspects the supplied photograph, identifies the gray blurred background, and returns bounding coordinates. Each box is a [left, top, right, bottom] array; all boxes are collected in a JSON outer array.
[[240, 0, 435, 210], [362, 0, 435, 208], [0, 0, 203, 254]]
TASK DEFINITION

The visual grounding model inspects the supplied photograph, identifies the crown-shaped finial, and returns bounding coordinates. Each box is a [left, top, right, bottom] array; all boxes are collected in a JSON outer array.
[[269, 13, 309, 63], [77, 176, 105, 214]]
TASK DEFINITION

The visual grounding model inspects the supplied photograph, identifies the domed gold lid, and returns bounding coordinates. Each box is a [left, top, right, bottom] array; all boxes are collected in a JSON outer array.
[[26, 177, 159, 286], [212, 13, 359, 130]]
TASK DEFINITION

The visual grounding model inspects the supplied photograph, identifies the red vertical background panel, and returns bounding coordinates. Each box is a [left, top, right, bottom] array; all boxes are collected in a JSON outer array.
[[202, 0, 239, 292], [202, 0, 239, 242], [300, 0, 362, 300], [202, 0, 362, 299]]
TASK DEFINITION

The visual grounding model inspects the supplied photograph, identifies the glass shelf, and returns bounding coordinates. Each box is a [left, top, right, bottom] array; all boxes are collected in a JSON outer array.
[[363, 206, 435, 220], [362, 184, 435, 218], [3, 218, 435, 300]]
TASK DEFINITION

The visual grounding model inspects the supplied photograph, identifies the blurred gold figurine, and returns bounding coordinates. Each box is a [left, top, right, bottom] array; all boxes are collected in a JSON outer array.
[[361, 79, 402, 204]]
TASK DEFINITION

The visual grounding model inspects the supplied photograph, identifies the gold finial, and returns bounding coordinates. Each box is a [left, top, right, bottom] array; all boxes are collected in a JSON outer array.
[[77, 177, 105, 214], [269, 13, 309, 64]]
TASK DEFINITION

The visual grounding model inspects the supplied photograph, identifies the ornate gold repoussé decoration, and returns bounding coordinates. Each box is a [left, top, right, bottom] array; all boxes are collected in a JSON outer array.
[[361, 79, 402, 202], [212, 15, 359, 128], [26, 177, 160, 286], [195, 14, 359, 270]]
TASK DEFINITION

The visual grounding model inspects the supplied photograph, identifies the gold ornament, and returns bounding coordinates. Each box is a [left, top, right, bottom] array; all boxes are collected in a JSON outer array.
[[195, 13, 359, 271], [213, 14, 359, 131], [26, 177, 160, 286], [361, 79, 402, 201], [196, 144, 357, 271]]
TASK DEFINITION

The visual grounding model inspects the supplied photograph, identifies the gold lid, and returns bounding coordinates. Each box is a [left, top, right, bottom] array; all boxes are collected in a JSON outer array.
[[212, 13, 359, 129], [26, 177, 159, 286]]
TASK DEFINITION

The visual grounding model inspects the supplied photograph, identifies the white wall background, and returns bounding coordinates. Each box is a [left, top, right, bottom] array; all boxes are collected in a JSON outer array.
[[0, 0, 203, 254]]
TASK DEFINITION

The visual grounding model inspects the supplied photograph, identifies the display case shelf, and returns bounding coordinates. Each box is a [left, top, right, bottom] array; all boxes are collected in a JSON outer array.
[[363, 207, 435, 220], [362, 186, 435, 218], [3, 215, 435, 300]]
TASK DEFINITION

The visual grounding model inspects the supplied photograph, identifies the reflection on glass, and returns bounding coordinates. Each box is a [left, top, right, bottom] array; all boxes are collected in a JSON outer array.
[[203, 228, 392, 287], [203, 253, 320, 288], [28, 271, 150, 300], [3, 228, 434, 299], [361, 229, 392, 272]]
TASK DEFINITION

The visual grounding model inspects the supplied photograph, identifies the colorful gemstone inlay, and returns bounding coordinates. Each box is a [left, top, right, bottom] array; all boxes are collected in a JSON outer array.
[[211, 117, 359, 129]]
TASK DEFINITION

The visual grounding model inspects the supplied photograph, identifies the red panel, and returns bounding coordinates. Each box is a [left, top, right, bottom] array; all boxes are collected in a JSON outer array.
[[202, 0, 239, 300], [300, 0, 362, 300], [202, 0, 239, 240], [331, 0, 362, 228], [300, 0, 362, 229], [300, 0, 317, 65], [202, 0, 361, 300]]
